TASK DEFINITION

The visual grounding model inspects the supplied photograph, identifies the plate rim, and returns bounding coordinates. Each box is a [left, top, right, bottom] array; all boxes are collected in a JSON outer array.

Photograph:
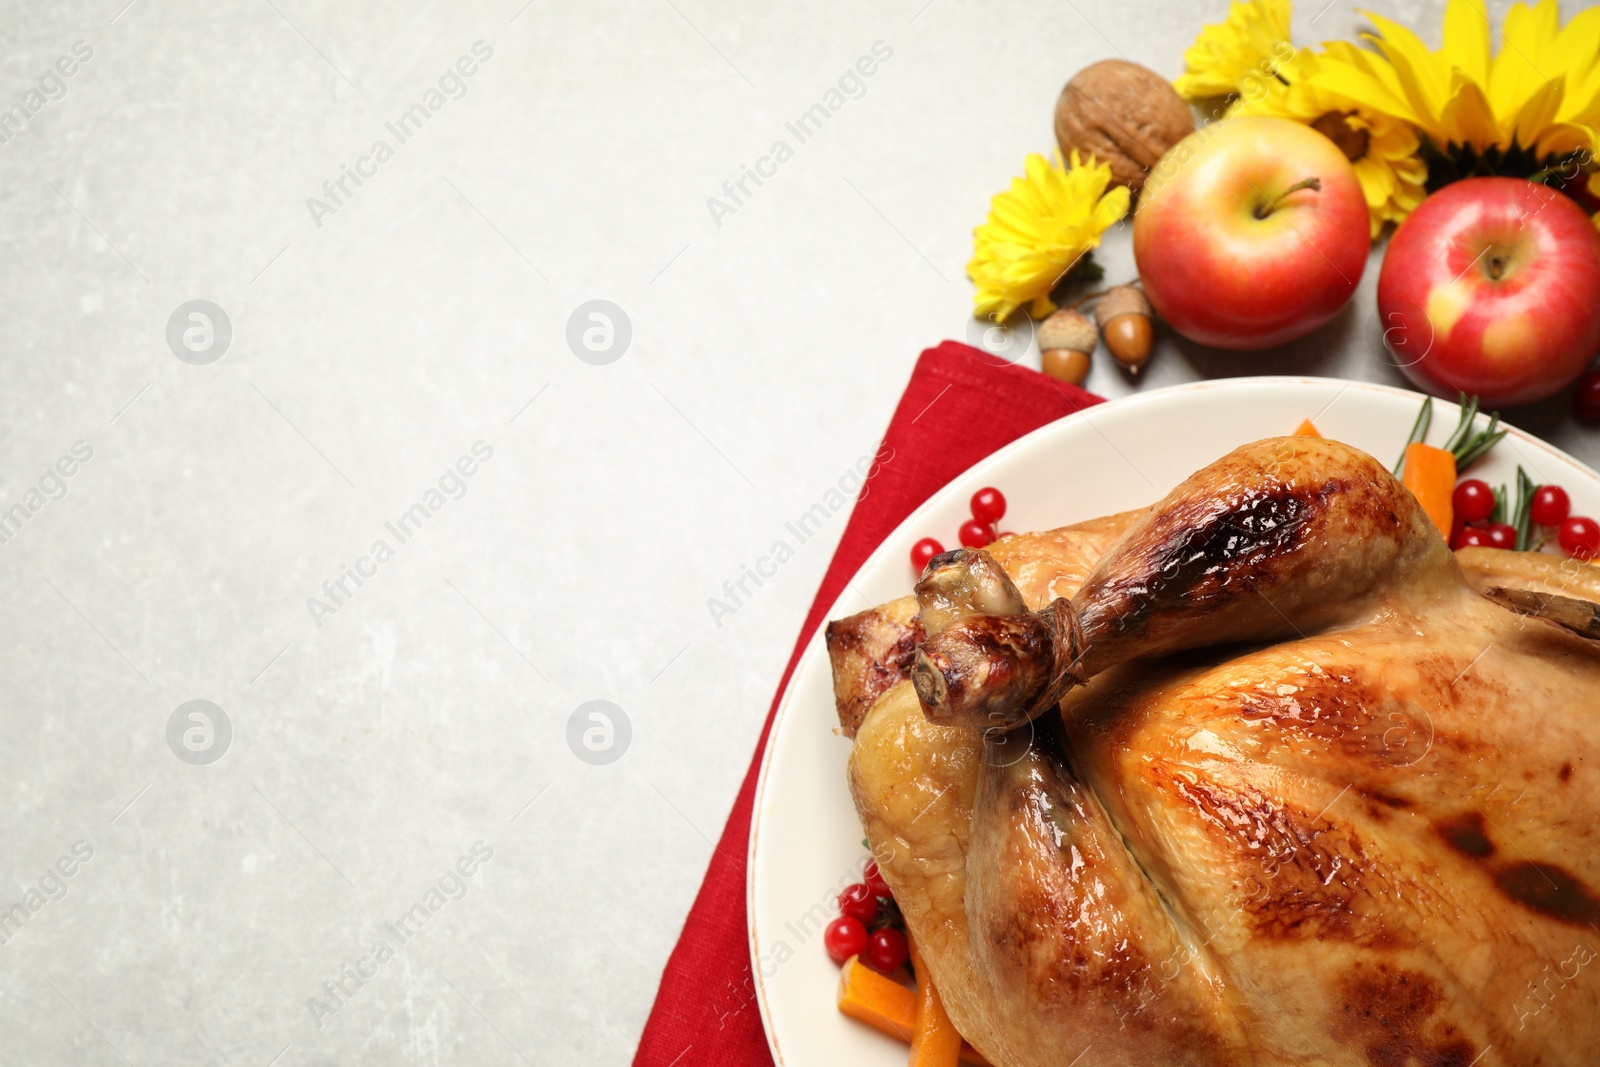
[[743, 374, 1598, 1066]]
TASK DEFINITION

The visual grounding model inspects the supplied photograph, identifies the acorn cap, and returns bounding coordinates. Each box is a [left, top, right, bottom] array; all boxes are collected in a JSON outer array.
[[1094, 285, 1151, 328], [1037, 308, 1098, 353]]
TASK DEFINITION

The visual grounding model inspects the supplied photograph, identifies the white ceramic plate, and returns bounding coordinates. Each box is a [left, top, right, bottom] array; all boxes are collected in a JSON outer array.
[[746, 375, 1600, 1066]]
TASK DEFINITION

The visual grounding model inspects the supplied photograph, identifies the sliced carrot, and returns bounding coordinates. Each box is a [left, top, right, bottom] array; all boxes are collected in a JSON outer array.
[[1401, 441, 1456, 537], [836, 955, 990, 1066], [838, 954, 915, 1042], [1293, 418, 1322, 437], [908, 935, 962, 1067]]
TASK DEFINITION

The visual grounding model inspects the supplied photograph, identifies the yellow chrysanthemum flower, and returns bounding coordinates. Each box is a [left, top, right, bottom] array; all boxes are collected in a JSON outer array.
[[968, 151, 1130, 323], [1311, 0, 1600, 163], [1232, 44, 1429, 236], [1174, 0, 1294, 100]]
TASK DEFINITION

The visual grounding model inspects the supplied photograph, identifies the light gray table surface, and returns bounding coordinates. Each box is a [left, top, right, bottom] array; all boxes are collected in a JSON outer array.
[[1, 0, 1594, 1063]]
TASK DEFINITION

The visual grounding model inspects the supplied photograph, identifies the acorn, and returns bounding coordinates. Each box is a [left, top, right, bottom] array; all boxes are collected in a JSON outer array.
[[1037, 308, 1096, 386], [1094, 285, 1153, 372]]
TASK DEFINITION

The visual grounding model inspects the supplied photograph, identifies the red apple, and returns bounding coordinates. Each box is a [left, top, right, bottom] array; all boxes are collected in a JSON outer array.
[[1378, 177, 1600, 408], [1133, 116, 1370, 350]]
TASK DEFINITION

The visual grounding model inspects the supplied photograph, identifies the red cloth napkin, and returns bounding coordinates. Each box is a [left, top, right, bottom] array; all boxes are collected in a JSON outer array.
[[633, 341, 1104, 1066]]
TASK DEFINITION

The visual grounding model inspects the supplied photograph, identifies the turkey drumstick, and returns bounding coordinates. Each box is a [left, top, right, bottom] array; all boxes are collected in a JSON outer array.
[[913, 436, 1455, 729]]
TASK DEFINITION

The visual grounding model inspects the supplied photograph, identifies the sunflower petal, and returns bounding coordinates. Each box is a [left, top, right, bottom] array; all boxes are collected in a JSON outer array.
[[1359, 11, 1456, 141], [1530, 120, 1595, 161], [1439, 73, 1500, 149], [1307, 62, 1417, 124], [1441, 0, 1492, 87], [1507, 74, 1565, 152], [1490, 2, 1555, 118], [1549, 5, 1600, 119]]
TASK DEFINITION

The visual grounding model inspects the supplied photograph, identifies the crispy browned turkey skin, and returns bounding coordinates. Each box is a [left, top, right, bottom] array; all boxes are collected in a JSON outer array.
[[827, 437, 1600, 1067]]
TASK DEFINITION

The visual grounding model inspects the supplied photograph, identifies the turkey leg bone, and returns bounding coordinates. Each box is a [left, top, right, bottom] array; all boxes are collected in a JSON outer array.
[[912, 437, 1453, 729]]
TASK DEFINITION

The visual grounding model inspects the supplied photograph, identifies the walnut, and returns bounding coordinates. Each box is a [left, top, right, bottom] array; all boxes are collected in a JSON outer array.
[[1054, 60, 1194, 195]]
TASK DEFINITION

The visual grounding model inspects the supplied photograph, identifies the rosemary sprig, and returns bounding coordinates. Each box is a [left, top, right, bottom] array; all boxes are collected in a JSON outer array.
[[1444, 393, 1508, 471], [1393, 397, 1433, 476], [1511, 465, 1536, 551], [1455, 411, 1505, 469], [1441, 393, 1478, 453], [1490, 484, 1507, 525], [1394, 393, 1507, 476]]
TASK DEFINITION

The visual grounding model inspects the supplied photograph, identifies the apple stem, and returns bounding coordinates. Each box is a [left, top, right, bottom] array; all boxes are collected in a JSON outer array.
[[1254, 176, 1322, 219]]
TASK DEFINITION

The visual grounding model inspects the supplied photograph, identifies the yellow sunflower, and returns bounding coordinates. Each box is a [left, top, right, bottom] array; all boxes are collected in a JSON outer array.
[[1174, 0, 1294, 100], [1232, 43, 1429, 236], [1312, 0, 1600, 165], [968, 151, 1130, 323]]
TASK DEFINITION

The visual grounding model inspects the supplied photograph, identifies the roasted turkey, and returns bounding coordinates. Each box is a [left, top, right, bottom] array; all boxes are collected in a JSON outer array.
[[825, 437, 1600, 1067]]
